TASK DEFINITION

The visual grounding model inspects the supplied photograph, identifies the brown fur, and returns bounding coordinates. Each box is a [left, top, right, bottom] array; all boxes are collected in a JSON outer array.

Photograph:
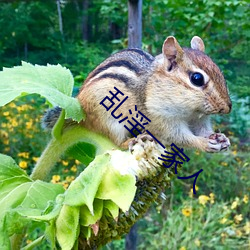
[[77, 36, 231, 152]]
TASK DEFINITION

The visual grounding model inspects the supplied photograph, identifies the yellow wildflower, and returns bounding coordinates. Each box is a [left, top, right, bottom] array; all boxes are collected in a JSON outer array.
[[9, 103, 16, 108], [3, 111, 9, 116], [0, 130, 8, 138], [236, 229, 242, 237], [221, 162, 228, 167], [18, 152, 29, 159], [70, 165, 77, 172], [63, 182, 69, 189], [189, 185, 198, 198], [19, 161, 28, 169], [220, 217, 227, 224], [182, 207, 192, 217], [232, 150, 237, 156], [244, 221, 250, 234], [194, 238, 201, 247], [26, 121, 33, 129], [221, 232, 227, 238], [234, 214, 243, 224], [66, 176, 75, 182], [62, 160, 69, 166], [51, 175, 61, 183], [231, 198, 240, 209], [75, 159, 81, 165], [32, 157, 39, 162], [243, 195, 248, 204], [11, 119, 18, 127], [198, 195, 210, 206], [179, 247, 186, 250], [209, 193, 215, 204]]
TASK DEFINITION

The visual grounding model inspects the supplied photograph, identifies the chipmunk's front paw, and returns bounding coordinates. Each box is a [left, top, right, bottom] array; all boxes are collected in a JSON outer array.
[[206, 133, 230, 153]]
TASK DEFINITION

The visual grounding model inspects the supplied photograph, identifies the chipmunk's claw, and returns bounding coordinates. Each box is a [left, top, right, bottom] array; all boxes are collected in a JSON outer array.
[[207, 133, 230, 152]]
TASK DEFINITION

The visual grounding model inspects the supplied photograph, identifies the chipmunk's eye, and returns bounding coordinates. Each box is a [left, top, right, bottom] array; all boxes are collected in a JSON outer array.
[[190, 72, 204, 87]]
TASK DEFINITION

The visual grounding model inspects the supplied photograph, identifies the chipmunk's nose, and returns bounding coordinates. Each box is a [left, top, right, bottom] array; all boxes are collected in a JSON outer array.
[[219, 101, 232, 114]]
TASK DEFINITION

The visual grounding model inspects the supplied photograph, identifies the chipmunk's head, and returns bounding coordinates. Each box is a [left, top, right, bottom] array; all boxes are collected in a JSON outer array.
[[150, 36, 232, 117]]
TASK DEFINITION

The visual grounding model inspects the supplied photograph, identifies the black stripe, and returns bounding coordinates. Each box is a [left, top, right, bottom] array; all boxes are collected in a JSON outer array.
[[91, 60, 140, 79], [96, 73, 130, 85], [125, 48, 154, 62]]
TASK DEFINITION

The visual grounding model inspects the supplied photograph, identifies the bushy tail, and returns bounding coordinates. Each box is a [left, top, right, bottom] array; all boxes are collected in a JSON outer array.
[[41, 106, 62, 130]]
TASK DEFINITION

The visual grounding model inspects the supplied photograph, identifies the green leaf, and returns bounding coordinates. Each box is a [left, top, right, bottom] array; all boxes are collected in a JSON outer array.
[[0, 62, 85, 122], [64, 153, 111, 213], [103, 200, 119, 219], [65, 142, 96, 165], [0, 154, 30, 181], [79, 199, 103, 226], [20, 181, 64, 213], [52, 109, 65, 139], [0, 176, 32, 201], [96, 167, 136, 212], [56, 205, 80, 250]]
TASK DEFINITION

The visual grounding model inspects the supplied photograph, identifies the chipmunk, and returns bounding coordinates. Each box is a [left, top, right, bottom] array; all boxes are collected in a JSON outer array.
[[43, 36, 232, 153]]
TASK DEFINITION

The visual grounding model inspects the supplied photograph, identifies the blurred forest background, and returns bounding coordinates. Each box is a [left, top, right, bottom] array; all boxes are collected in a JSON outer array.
[[0, 0, 249, 249]]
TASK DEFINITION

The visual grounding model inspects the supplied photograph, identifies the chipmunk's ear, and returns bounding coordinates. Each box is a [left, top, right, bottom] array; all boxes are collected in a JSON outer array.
[[162, 36, 184, 63], [191, 36, 205, 52]]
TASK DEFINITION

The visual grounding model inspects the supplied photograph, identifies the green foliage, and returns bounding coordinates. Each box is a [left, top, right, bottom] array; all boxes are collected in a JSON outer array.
[[0, 1, 249, 249], [0, 62, 84, 122]]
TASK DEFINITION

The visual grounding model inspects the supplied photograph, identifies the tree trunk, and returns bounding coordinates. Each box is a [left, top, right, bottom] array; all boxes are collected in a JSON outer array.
[[125, 223, 137, 250], [82, 0, 90, 41], [56, 0, 63, 36], [128, 0, 142, 48]]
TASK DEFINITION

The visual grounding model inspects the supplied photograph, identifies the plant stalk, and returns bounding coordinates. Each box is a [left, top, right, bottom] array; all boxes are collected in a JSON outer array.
[[30, 125, 118, 181]]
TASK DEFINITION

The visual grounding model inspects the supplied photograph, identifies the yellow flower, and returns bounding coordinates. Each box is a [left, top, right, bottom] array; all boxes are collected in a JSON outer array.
[[62, 160, 69, 166], [198, 195, 210, 206], [189, 185, 198, 198], [32, 157, 39, 162], [63, 182, 69, 189], [182, 207, 192, 217], [3, 111, 9, 116], [66, 176, 75, 182], [234, 214, 243, 224], [244, 221, 250, 234], [243, 195, 248, 204], [231, 198, 240, 209], [194, 238, 201, 247], [179, 247, 186, 250], [209, 193, 215, 204], [18, 152, 29, 159], [236, 229, 243, 237], [51, 175, 61, 183], [221, 162, 228, 167], [11, 120, 18, 127], [221, 232, 227, 238], [75, 160, 81, 165], [70, 165, 77, 172], [220, 217, 227, 224], [26, 121, 33, 129], [19, 161, 28, 169], [232, 150, 237, 156]]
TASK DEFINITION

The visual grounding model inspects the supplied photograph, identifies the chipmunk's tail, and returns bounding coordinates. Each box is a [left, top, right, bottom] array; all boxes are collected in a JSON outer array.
[[41, 106, 62, 130]]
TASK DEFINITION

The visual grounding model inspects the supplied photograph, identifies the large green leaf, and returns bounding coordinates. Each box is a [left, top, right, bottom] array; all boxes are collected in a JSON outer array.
[[56, 205, 80, 250], [0, 154, 65, 248], [96, 166, 136, 212], [0, 62, 85, 121], [63, 154, 110, 213], [65, 142, 96, 165], [0, 154, 30, 181]]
